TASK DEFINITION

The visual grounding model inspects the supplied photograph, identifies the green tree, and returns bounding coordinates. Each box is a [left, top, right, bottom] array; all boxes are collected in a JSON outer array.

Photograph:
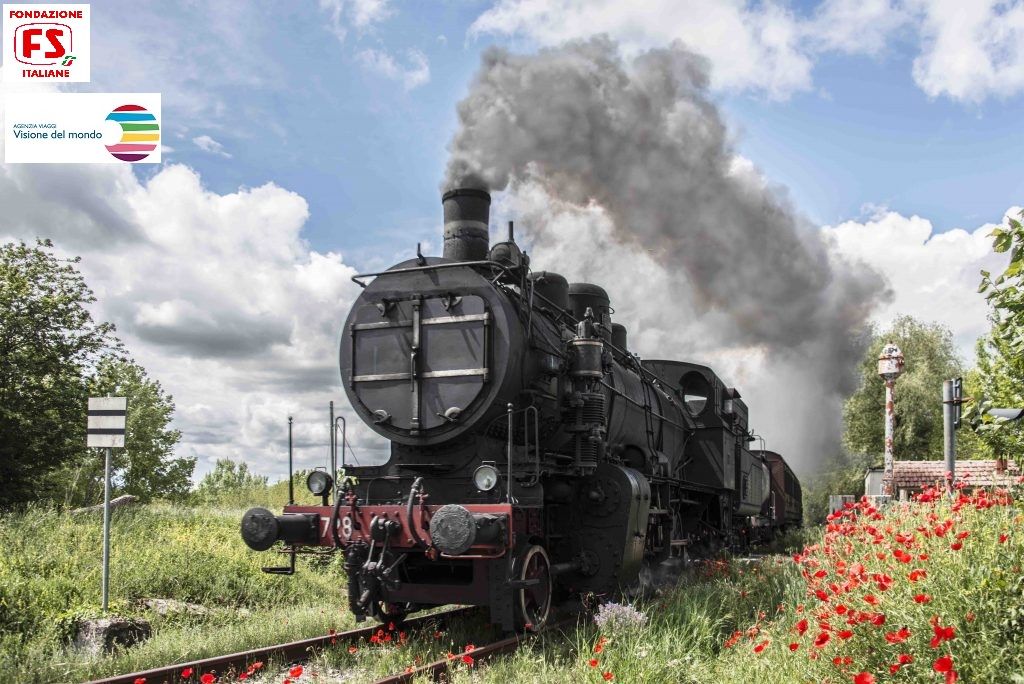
[[972, 210, 1024, 461], [0, 241, 117, 508], [842, 315, 985, 461], [196, 459, 268, 497], [61, 357, 192, 506]]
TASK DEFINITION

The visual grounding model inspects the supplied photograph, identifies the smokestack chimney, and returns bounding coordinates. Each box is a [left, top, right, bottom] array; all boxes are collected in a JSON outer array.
[[442, 188, 490, 262]]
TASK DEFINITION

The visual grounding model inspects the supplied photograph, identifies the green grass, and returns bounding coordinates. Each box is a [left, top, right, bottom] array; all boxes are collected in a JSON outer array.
[[0, 501, 347, 684], [4, 485, 1022, 684]]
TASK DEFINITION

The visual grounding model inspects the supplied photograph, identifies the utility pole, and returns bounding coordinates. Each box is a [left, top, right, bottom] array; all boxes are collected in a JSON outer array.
[[878, 343, 905, 498], [942, 378, 963, 493]]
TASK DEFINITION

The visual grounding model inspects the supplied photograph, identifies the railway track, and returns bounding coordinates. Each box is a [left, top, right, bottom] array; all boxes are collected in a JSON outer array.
[[370, 615, 576, 684], [83, 606, 477, 684]]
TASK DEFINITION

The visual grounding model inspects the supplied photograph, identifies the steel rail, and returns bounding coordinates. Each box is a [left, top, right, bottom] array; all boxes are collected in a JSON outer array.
[[83, 606, 477, 684], [371, 616, 577, 684]]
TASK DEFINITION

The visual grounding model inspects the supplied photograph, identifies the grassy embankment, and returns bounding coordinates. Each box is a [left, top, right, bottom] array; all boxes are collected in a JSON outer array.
[[3, 480, 1022, 683], [0, 481, 353, 684]]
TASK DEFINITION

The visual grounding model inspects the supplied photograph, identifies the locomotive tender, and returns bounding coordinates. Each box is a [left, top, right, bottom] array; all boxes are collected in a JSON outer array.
[[241, 188, 802, 631]]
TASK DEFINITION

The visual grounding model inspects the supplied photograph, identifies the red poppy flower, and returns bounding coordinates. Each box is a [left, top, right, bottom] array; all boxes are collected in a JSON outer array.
[[838, 630, 854, 640], [898, 654, 913, 665], [914, 593, 932, 604], [135, 679, 146, 684], [200, 675, 215, 684], [999, 533, 1009, 543], [588, 659, 598, 668], [908, 569, 927, 581], [930, 623, 956, 648], [815, 589, 830, 601], [789, 642, 800, 651], [238, 675, 247, 681], [956, 530, 970, 540], [348, 645, 358, 654], [796, 618, 809, 635], [602, 673, 614, 681], [885, 627, 911, 643], [252, 662, 263, 671], [870, 613, 886, 626], [283, 679, 292, 684], [854, 673, 875, 684], [753, 640, 769, 653], [933, 655, 954, 673], [461, 654, 474, 666], [889, 664, 901, 675], [814, 631, 831, 647], [950, 542, 963, 551], [181, 669, 193, 679], [289, 666, 303, 679], [863, 595, 878, 605], [594, 643, 604, 654]]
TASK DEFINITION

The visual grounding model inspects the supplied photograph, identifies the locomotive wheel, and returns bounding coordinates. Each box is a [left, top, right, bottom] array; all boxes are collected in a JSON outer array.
[[514, 545, 552, 632]]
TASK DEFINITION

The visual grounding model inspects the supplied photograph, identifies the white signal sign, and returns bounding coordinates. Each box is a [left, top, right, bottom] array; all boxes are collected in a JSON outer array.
[[87, 396, 127, 448]]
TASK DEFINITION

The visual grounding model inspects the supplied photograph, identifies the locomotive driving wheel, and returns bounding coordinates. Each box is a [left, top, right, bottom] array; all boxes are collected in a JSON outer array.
[[513, 545, 552, 632]]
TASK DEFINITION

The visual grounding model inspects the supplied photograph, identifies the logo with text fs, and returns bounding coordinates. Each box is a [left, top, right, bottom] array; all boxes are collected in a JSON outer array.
[[2, 4, 90, 82]]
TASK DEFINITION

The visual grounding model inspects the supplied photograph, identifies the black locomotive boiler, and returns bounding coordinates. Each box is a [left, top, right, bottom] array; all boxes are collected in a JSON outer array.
[[241, 188, 802, 631]]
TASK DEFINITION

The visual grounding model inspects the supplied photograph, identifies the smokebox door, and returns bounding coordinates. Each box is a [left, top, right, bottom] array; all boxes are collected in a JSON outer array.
[[349, 295, 489, 433]]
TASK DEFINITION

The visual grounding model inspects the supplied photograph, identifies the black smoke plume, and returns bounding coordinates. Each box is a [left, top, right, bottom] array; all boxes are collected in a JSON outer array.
[[445, 38, 889, 471]]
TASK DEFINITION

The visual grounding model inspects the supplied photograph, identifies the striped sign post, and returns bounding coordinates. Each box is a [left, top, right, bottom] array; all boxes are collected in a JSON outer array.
[[87, 397, 127, 612]]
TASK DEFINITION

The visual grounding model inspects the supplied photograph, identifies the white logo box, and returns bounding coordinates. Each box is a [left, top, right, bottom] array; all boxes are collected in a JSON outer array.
[[2, 4, 91, 82], [4, 92, 161, 163]]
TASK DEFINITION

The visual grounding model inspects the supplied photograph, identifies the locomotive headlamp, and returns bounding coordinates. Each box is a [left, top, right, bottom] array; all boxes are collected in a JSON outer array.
[[306, 470, 334, 497], [473, 464, 500, 492]]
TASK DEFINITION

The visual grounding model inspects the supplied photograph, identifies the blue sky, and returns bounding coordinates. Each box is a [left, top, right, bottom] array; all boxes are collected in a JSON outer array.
[[81, 0, 1024, 261]]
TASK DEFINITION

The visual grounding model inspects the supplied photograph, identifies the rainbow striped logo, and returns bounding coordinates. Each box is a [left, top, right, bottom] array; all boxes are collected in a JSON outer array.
[[105, 104, 159, 162]]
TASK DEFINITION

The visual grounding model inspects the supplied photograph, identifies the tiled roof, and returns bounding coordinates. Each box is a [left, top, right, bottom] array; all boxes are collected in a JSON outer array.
[[889, 460, 1021, 489]]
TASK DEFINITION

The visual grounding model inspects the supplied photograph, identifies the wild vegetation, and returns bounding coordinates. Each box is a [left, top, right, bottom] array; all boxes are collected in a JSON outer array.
[[3, 477, 1020, 683], [0, 479, 333, 684]]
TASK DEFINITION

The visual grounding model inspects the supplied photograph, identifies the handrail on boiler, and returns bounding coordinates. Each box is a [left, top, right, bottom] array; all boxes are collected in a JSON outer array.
[[351, 260, 517, 288], [504, 403, 541, 503]]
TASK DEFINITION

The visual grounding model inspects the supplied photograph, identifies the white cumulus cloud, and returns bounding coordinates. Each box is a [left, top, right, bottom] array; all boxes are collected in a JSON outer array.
[[822, 208, 1017, 354], [469, 0, 1024, 103]]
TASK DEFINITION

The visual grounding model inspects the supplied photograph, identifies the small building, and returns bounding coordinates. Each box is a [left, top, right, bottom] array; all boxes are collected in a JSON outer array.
[[864, 459, 1020, 500]]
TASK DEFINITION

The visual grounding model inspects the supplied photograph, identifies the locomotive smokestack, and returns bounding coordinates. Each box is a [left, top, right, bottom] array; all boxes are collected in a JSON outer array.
[[442, 188, 490, 261]]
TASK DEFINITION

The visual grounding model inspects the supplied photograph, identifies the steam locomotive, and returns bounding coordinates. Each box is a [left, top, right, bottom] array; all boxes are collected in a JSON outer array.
[[241, 188, 802, 631]]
